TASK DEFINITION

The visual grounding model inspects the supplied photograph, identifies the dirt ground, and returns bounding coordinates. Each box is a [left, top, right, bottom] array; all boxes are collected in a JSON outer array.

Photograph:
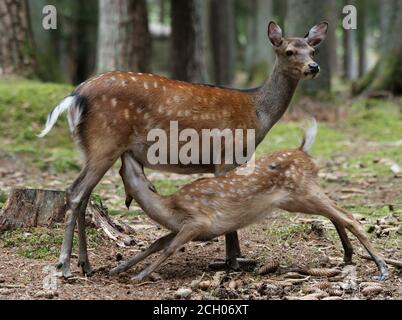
[[0, 150, 401, 301], [1, 95, 402, 300]]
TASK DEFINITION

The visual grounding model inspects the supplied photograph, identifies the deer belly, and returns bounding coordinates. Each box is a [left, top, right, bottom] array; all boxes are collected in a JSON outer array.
[[129, 143, 216, 174]]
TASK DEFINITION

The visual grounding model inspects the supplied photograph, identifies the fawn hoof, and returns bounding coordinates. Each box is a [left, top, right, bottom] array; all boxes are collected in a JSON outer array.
[[110, 263, 130, 276], [131, 272, 147, 282], [376, 266, 389, 282], [56, 261, 73, 279]]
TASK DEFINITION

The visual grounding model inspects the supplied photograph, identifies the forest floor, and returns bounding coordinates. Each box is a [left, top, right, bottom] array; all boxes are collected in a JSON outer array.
[[0, 80, 401, 300]]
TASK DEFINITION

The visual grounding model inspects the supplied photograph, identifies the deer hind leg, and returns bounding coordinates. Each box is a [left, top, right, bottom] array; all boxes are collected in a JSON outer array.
[[306, 197, 388, 281], [120, 152, 156, 209], [110, 233, 175, 275], [58, 154, 119, 278], [133, 225, 201, 281], [77, 197, 92, 275], [332, 220, 354, 265]]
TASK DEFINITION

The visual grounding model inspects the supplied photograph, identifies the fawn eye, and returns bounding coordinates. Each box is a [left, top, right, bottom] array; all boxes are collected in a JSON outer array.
[[311, 50, 316, 57], [269, 164, 278, 171], [286, 50, 294, 57]]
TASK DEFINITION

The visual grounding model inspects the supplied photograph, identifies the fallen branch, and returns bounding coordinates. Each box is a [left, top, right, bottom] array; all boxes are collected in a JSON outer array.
[[359, 254, 402, 269]]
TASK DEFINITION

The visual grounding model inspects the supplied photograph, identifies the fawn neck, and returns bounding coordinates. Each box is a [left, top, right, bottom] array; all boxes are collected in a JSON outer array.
[[254, 60, 299, 141]]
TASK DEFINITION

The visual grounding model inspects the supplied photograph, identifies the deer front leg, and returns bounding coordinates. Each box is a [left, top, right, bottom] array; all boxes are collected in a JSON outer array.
[[215, 164, 255, 270], [225, 232, 241, 269], [120, 153, 156, 210]]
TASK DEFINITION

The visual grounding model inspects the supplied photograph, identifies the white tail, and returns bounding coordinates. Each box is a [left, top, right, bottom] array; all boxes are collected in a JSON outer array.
[[301, 118, 318, 153], [38, 95, 76, 138]]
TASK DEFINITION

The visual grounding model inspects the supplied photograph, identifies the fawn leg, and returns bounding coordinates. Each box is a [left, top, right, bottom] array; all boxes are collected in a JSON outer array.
[[58, 156, 118, 278], [332, 220, 354, 265], [323, 203, 388, 280], [110, 233, 175, 275], [132, 226, 199, 281]]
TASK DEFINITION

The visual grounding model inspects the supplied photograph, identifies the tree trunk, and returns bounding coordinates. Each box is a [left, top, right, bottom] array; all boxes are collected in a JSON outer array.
[[97, 0, 152, 73], [210, 0, 236, 85], [0, 189, 135, 247], [71, 1, 99, 84], [0, 0, 35, 77], [343, 0, 356, 80], [357, 0, 368, 77], [245, 0, 273, 85], [287, 0, 331, 94], [273, 0, 287, 34], [327, 0, 339, 77], [368, 0, 402, 94], [170, 0, 207, 82]]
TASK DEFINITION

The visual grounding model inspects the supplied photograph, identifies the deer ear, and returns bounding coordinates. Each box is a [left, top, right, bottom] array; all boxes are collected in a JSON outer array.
[[305, 22, 328, 47], [268, 21, 283, 47]]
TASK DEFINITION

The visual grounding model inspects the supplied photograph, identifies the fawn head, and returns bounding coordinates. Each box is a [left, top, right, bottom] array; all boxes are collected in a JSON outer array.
[[268, 21, 328, 80]]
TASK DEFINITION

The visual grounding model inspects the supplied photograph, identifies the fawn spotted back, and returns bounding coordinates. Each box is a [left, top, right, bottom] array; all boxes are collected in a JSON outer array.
[[112, 121, 388, 281]]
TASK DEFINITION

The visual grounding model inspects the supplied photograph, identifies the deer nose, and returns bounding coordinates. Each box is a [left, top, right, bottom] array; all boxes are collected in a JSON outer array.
[[309, 63, 320, 74]]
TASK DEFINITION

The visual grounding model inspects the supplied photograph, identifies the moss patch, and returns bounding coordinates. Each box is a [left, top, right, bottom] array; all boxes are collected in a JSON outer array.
[[1, 227, 102, 260], [0, 80, 77, 173]]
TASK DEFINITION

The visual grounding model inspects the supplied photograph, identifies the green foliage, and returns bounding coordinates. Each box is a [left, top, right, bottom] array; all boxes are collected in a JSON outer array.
[[153, 178, 191, 196], [0, 190, 8, 209], [349, 99, 402, 141], [267, 223, 311, 241], [0, 80, 79, 173], [1, 227, 102, 260], [257, 121, 347, 158]]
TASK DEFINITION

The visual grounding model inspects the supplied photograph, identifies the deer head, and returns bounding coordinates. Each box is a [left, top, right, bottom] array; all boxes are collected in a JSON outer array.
[[268, 21, 329, 80]]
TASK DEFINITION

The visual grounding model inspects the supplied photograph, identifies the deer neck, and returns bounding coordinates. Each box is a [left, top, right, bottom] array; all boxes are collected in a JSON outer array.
[[254, 61, 299, 141]]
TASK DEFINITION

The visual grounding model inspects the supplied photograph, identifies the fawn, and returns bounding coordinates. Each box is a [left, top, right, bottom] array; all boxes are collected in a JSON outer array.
[[39, 21, 330, 278], [110, 121, 388, 281]]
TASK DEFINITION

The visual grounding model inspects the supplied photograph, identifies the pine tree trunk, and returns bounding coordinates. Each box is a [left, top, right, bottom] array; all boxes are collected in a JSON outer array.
[[210, 0, 236, 85], [245, 0, 273, 85], [273, 0, 287, 33], [287, 0, 331, 94], [170, 0, 207, 82], [357, 0, 368, 77], [357, 0, 402, 94], [97, 0, 151, 73], [0, 0, 35, 77], [327, 0, 339, 77], [368, 0, 402, 94]]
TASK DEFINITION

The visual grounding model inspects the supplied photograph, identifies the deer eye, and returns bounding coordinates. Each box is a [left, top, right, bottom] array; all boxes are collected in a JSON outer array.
[[311, 50, 316, 57], [286, 50, 294, 57], [269, 163, 278, 171]]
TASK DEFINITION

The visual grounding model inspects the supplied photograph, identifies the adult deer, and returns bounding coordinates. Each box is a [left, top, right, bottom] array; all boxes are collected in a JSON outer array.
[[110, 121, 388, 281], [40, 21, 330, 278]]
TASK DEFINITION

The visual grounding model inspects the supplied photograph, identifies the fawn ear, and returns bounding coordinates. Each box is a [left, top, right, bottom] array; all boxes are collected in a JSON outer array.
[[305, 22, 328, 47], [268, 21, 283, 47]]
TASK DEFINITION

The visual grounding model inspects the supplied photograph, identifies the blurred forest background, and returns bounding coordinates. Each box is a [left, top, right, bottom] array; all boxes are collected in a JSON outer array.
[[0, 1, 401, 300], [0, 0, 401, 95]]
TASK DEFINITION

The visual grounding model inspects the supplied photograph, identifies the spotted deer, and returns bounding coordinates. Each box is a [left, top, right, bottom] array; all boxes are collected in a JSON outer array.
[[110, 121, 388, 281], [40, 21, 330, 278]]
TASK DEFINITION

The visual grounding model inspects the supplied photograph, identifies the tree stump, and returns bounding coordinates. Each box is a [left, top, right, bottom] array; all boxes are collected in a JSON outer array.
[[0, 189, 135, 247]]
